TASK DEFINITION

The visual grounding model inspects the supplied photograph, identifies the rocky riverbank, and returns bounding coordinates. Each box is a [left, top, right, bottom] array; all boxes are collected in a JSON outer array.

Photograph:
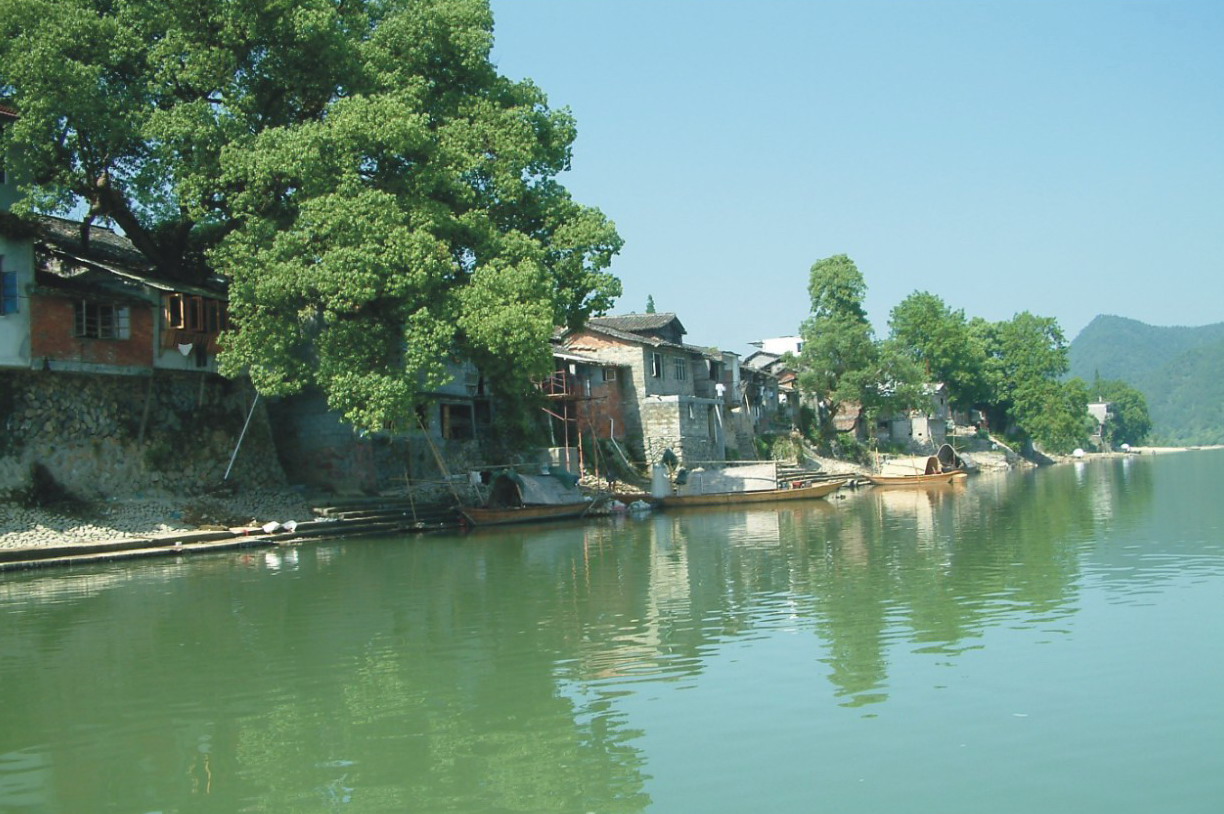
[[0, 447, 1059, 553], [0, 489, 314, 550]]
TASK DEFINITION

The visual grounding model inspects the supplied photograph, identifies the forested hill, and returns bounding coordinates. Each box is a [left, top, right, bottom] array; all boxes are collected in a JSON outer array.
[[1069, 315, 1224, 445]]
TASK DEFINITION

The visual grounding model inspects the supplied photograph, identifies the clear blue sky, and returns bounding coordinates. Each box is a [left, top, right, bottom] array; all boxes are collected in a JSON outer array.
[[490, 0, 1224, 355]]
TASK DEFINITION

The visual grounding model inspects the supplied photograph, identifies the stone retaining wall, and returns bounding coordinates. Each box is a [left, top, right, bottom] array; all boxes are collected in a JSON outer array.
[[0, 369, 285, 500]]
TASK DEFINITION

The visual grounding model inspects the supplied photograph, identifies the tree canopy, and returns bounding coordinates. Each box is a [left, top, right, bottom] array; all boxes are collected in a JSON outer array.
[[0, 0, 622, 430], [792, 262, 1098, 454], [1084, 377, 1152, 447], [971, 312, 1089, 453], [795, 255, 922, 441], [888, 291, 990, 411]]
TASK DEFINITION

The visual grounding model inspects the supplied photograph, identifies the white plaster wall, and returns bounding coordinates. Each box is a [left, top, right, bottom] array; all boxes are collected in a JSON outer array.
[[0, 234, 32, 368], [756, 336, 803, 355]]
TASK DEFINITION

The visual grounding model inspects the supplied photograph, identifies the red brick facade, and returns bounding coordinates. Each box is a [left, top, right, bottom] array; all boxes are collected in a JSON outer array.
[[31, 295, 154, 369]]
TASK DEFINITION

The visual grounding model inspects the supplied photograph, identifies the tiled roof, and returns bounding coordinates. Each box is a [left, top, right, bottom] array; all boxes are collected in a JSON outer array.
[[33, 215, 226, 298], [0, 104, 18, 119], [36, 216, 148, 270], [574, 322, 685, 350], [588, 312, 686, 336], [681, 342, 723, 359], [832, 402, 863, 432]]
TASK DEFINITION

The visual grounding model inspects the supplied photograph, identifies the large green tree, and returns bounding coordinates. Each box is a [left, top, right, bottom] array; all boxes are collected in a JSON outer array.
[[0, 0, 622, 430], [973, 312, 1089, 453], [1085, 377, 1152, 446], [795, 255, 921, 440], [888, 291, 990, 411]]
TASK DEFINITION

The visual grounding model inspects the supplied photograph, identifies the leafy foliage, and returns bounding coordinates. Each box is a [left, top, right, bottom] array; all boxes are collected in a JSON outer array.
[[888, 291, 990, 411], [1078, 376, 1151, 446], [0, 0, 622, 431], [794, 256, 926, 443], [970, 312, 1088, 453]]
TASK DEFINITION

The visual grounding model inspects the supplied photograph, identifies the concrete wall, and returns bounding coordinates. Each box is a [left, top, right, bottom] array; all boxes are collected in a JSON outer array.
[[266, 391, 484, 497], [0, 369, 284, 500], [0, 233, 32, 368], [1, 155, 33, 368]]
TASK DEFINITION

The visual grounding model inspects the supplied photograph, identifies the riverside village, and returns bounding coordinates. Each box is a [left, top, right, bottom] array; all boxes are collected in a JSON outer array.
[[7, 5, 1224, 813], [1, 100, 1125, 567]]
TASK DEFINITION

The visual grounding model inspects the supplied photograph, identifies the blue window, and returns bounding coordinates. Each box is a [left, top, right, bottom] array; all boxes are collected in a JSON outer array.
[[0, 263, 17, 315]]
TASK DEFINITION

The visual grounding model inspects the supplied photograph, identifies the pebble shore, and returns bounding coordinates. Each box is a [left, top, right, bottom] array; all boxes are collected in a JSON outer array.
[[0, 489, 315, 550]]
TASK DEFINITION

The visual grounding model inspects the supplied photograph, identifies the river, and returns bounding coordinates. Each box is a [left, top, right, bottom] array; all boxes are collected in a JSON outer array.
[[2, 450, 1222, 813]]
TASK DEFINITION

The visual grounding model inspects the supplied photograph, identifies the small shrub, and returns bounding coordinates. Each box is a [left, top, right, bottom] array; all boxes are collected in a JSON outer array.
[[144, 438, 175, 471]]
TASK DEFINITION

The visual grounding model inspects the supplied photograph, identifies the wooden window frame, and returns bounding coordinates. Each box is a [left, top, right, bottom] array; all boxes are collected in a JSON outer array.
[[164, 293, 228, 334], [73, 301, 130, 340], [440, 403, 476, 441]]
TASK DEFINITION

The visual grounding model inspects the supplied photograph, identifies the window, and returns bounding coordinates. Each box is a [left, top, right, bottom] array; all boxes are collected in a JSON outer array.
[[164, 293, 228, 333], [440, 403, 475, 440], [650, 352, 663, 378], [74, 301, 130, 339], [672, 356, 687, 381], [0, 261, 16, 315], [601, 367, 617, 382]]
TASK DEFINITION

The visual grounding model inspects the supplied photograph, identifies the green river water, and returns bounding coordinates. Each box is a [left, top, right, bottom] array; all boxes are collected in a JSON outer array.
[[2, 450, 1223, 813]]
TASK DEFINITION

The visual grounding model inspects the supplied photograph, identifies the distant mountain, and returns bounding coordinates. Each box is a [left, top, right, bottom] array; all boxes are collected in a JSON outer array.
[[1069, 315, 1224, 445]]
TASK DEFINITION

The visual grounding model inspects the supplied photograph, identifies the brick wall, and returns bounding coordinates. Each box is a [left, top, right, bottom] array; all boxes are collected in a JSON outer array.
[[31, 296, 154, 369]]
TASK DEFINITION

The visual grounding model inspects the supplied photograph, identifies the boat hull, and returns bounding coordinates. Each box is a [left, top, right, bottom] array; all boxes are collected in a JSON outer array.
[[867, 471, 967, 487], [660, 479, 847, 509], [459, 503, 590, 527]]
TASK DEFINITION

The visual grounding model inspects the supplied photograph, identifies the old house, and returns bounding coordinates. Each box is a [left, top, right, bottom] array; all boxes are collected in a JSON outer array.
[[0, 109, 289, 497], [560, 312, 727, 465], [264, 358, 493, 495], [1087, 400, 1111, 446], [26, 217, 230, 375], [536, 345, 629, 473], [2, 127, 228, 376], [740, 349, 792, 427], [876, 383, 950, 449]]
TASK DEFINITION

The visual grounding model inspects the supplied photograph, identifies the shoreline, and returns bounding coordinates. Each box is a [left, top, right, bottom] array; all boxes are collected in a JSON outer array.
[[0, 488, 316, 552], [3, 445, 1219, 559]]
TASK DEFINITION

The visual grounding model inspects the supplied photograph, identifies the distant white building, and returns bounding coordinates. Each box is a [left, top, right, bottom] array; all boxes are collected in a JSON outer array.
[[1088, 401, 1111, 426], [749, 336, 804, 356], [1088, 401, 1111, 441]]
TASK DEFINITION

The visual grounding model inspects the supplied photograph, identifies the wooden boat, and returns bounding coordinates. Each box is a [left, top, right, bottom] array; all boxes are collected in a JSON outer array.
[[866, 470, 967, 487], [459, 471, 592, 527], [660, 478, 847, 509], [459, 501, 590, 526], [867, 443, 971, 487]]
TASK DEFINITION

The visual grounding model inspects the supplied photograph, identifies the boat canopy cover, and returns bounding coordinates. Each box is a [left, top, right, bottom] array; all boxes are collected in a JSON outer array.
[[488, 471, 584, 507], [926, 444, 967, 474]]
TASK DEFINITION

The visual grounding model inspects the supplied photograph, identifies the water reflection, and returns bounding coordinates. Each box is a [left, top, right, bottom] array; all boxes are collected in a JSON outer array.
[[4, 453, 1220, 813]]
